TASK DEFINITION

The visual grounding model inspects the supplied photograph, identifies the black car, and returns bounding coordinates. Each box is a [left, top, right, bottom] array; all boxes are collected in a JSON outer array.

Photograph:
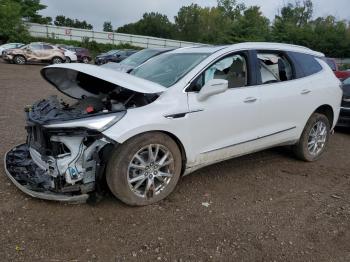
[[95, 49, 137, 65], [101, 48, 174, 73], [338, 77, 350, 127]]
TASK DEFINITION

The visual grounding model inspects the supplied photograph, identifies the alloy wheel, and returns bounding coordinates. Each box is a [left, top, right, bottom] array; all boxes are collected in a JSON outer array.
[[52, 57, 62, 64], [127, 144, 175, 198], [14, 56, 25, 65], [307, 120, 328, 156]]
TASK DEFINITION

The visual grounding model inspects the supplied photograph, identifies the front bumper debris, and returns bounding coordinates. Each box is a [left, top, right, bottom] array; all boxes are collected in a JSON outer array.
[[4, 144, 89, 203]]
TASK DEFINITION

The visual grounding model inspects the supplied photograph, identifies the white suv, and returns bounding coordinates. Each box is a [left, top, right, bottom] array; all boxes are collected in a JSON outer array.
[[5, 43, 342, 206]]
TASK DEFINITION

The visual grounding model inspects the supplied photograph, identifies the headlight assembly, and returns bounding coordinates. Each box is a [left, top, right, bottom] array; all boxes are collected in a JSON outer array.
[[43, 111, 126, 131]]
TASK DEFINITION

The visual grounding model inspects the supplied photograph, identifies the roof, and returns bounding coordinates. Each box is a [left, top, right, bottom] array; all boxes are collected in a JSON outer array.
[[172, 45, 226, 54], [170, 42, 324, 57]]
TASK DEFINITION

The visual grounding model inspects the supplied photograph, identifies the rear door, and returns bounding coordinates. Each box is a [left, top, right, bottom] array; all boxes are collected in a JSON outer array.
[[42, 44, 55, 60], [253, 50, 305, 146]]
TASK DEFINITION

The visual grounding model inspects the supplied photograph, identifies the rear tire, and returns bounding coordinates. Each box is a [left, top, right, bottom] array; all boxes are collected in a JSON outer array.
[[52, 57, 63, 64], [82, 56, 89, 64], [65, 56, 71, 63], [293, 113, 330, 161], [13, 55, 26, 65], [106, 132, 182, 206]]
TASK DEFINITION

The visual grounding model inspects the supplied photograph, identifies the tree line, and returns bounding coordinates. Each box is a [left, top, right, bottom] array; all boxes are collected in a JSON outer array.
[[114, 0, 350, 58], [1, 0, 350, 58]]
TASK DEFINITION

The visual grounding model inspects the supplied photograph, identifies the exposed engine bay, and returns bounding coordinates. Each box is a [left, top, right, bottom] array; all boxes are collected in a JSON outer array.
[[28, 91, 157, 124], [4, 64, 162, 202]]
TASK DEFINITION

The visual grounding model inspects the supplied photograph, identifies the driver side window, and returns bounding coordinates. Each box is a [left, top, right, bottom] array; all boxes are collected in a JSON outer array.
[[191, 53, 248, 91]]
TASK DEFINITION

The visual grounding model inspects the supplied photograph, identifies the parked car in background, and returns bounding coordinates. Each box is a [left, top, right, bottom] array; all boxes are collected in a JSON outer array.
[[2, 43, 66, 65], [102, 48, 174, 73], [66, 46, 92, 63], [57, 47, 77, 63], [95, 49, 138, 65], [322, 57, 350, 80], [0, 43, 24, 55], [4, 43, 342, 206], [337, 77, 350, 127]]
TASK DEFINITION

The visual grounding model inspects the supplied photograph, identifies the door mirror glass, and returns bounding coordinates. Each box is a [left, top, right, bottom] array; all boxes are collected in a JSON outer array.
[[197, 79, 228, 101]]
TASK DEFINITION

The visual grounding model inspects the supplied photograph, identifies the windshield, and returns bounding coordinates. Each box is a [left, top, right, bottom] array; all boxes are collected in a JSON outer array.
[[343, 77, 350, 85], [131, 52, 209, 87], [121, 49, 162, 67]]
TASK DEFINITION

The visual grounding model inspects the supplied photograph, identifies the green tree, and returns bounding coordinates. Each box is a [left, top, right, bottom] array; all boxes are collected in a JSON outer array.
[[0, 0, 29, 42], [117, 12, 174, 38], [310, 16, 350, 57], [272, 0, 314, 44], [229, 6, 270, 42], [13, 0, 50, 24], [174, 4, 203, 42], [217, 0, 245, 20], [103, 21, 113, 32], [54, 15, 93, 30]]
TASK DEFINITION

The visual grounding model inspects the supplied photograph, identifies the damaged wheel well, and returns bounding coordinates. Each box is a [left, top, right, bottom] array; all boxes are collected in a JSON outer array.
[[109, 131, 187, 175]]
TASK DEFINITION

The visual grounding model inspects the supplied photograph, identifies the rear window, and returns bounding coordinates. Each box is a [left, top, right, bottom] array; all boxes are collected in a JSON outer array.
[[290, 52, 323, 77], [322, 58, 337, 71]]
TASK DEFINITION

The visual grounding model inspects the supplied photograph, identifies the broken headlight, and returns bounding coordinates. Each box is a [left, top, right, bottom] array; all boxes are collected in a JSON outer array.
[[43, 111, 126, 131]]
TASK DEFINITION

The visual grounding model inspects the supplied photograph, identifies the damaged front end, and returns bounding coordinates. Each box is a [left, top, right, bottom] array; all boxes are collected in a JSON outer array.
[[5, 110, 115, 203], [4, 64, 164, 203]]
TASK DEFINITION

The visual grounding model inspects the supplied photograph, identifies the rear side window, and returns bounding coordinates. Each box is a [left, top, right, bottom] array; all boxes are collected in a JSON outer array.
[[257, 52, 294, 84], [290, 52, 323, 77], [321, 58, 337, 71], [43, 45, 53, 50]]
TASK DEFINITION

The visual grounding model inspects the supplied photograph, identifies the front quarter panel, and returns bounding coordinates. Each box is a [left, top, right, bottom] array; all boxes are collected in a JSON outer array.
[[102, 86, 195, 162]]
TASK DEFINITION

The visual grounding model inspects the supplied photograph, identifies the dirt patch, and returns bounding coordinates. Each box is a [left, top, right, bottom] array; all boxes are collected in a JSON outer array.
[[0, 61, 350, 261]]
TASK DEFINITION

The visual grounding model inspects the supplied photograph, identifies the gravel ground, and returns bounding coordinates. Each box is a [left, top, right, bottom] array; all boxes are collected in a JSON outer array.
[[0, 61, 350, 262]]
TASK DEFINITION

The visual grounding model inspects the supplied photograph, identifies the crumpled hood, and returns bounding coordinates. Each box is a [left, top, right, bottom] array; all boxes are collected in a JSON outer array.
[[41, 63, 166, 99]]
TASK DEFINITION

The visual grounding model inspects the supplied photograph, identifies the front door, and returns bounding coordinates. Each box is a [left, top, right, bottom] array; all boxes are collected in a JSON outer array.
[[186, 52, 263, 166]]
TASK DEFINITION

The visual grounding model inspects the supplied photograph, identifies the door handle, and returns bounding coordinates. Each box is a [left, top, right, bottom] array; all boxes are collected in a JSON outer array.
[[244, 97, 257, 103], [301, 89, 311, 95]]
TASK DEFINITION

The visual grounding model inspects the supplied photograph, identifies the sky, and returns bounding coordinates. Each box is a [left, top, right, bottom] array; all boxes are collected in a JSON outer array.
[[40, 0, 350, 31]]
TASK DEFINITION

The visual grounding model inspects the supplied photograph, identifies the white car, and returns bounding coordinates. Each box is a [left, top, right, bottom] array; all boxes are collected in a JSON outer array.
[[61, 48, 77, 63], [5, 42, 342, 206], [0, 43, 24, 54]]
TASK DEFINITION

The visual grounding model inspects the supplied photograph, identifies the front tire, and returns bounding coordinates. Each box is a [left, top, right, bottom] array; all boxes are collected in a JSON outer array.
[[52, 57, 63, 64], [65, 56, 71, 63], [106, 132, 182, 206], [13, 55, 26, 65], [293, 113, 330, 161]]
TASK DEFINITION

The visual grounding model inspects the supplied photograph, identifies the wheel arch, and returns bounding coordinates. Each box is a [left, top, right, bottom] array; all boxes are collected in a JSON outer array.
[[13, 54, 26, 62], [108, 130, 188, 175], [52, 56, 64, 63], [313, 104, 335, 128]]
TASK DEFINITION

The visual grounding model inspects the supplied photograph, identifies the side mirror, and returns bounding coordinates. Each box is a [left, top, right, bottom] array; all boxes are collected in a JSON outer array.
[[197, 79, 228, 101]]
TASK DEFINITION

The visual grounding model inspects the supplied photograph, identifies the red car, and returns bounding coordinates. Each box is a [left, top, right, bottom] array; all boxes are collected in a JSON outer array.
[[322, 58, 350, 80], [66, 46, 92, 64]]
